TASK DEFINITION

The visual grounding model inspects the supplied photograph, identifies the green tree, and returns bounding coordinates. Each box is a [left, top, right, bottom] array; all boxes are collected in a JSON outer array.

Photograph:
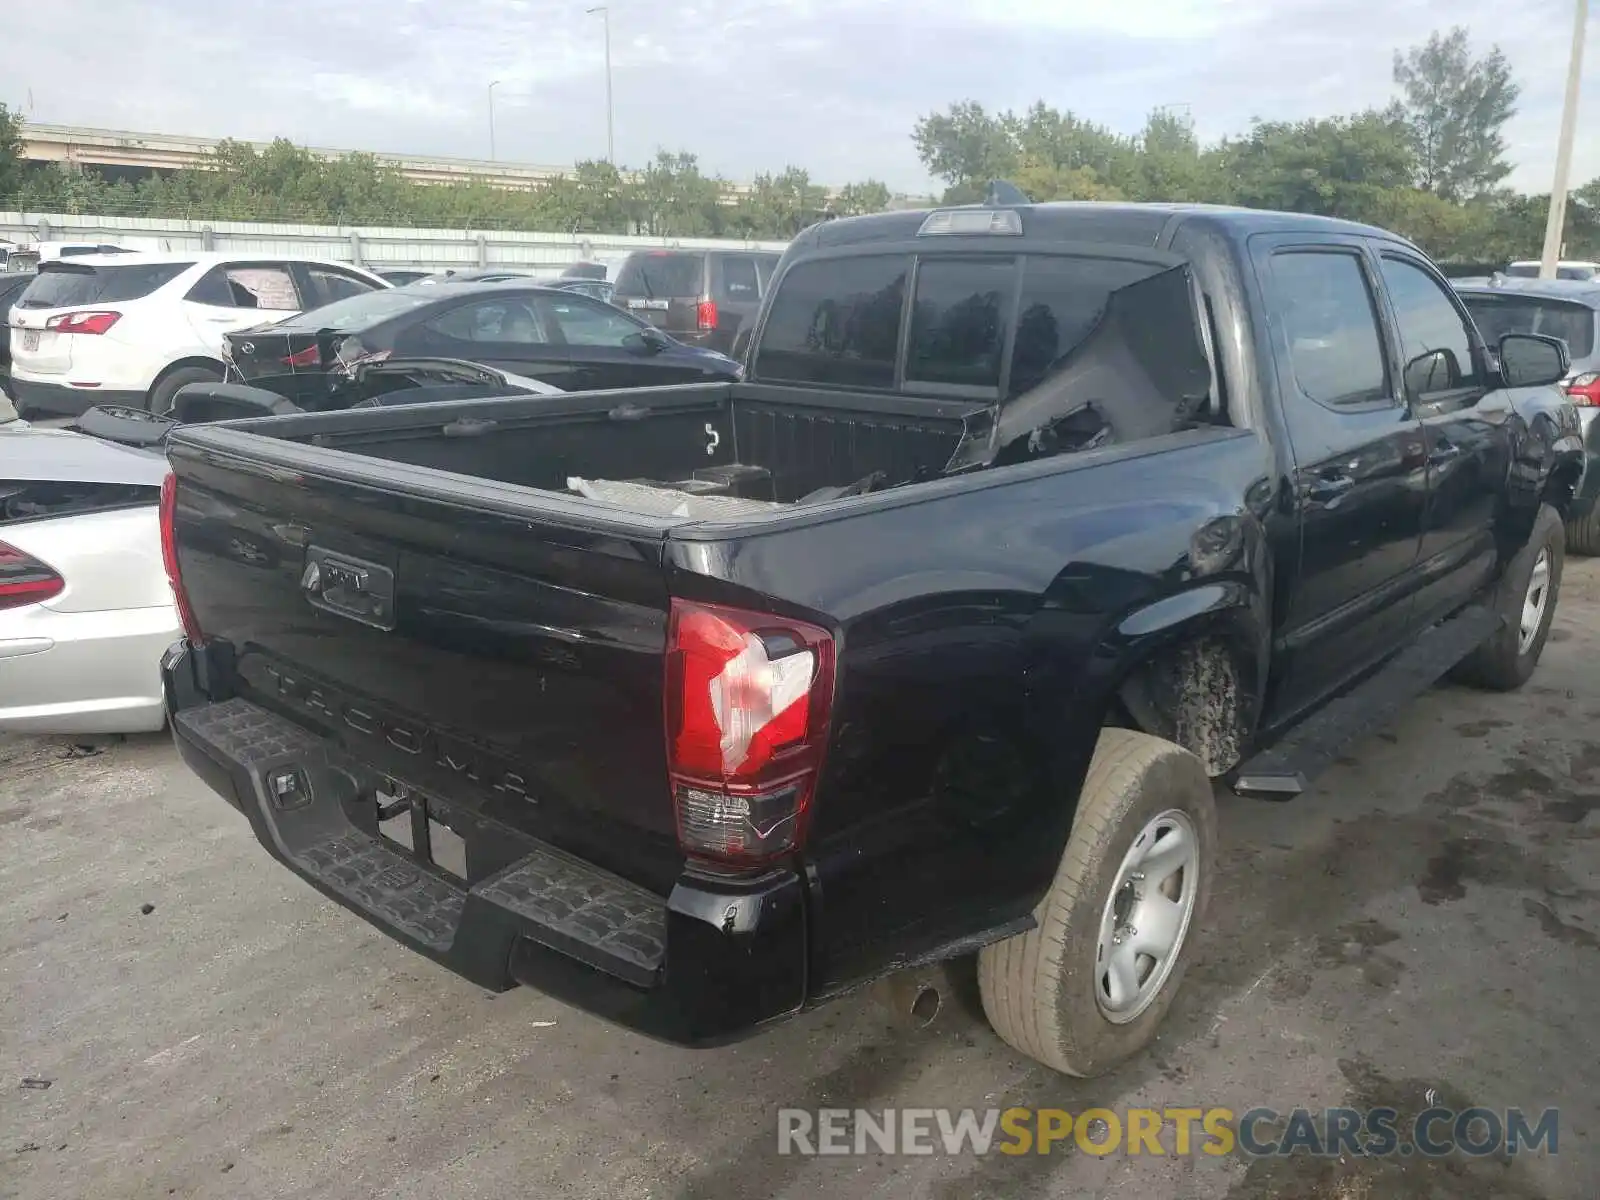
[[730, 168, 827, 237], [1392, 27, 1519, 200], [832, 180, 891, 216], [912, 101, 1018, 192], [0, 103, 24, 200], [631, 151, 726, 235], [1221, 111, 1416, 223]]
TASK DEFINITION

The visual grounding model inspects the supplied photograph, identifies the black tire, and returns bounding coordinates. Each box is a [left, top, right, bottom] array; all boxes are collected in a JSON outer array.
[[1565, 507, 1600, 556], [977, 728, 1215, 1078], [148, 365, 222, 416], [1456, 503, 1564, 692]]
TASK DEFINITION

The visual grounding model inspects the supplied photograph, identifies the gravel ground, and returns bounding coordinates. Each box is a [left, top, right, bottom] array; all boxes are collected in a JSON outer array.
[[4, 565, 1599, 1199]]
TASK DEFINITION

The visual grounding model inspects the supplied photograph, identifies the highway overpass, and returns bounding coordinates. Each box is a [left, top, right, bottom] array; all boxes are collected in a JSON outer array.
[[19, 123, 934, 207], [21, 122, 623, 190]]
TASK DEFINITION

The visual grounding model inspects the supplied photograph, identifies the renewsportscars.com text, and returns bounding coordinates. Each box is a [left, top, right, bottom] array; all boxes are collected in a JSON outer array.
[[776, 1106, 1558, 1158]]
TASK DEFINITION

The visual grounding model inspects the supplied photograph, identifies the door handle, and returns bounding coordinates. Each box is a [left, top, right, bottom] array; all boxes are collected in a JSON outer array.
[[1306, 474, 1356, 503], [1429, 442, 1462, 463]]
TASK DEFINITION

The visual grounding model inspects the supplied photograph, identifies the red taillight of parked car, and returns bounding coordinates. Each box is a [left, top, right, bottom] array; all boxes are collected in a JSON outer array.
[[159, 474, 204, 643], [44, 310, 121, 335], [1565, 372, 1600, 406], [0, 540, 64, 611], [696, 299, 718, 331], [664, 599, 836, 867]]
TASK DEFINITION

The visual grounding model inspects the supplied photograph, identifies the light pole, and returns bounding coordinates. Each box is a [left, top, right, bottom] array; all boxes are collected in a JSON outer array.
[[586, 6, 615, 163], [488, 80, 503, 161], [1541, 0, 1589, 279]]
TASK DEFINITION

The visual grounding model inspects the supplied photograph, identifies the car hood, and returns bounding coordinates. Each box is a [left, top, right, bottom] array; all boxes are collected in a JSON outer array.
[[0, 423, 169, 485]]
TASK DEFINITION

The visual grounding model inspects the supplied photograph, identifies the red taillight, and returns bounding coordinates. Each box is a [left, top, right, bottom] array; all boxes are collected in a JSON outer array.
[[281, 345, 320, 368], [696, 299, 718, 331], [0, 540, 64, 610], [1566, 372, 1600, 406], [664, 599, 836, 866], [159, 474, 203, 642], [45, 310, 121, 335]]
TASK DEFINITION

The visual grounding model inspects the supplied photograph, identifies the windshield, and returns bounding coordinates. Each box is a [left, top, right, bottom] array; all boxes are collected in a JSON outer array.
[[272, 287, 439, 330], [1462, 295, 1596, 359], [615, 253, 704, 298]]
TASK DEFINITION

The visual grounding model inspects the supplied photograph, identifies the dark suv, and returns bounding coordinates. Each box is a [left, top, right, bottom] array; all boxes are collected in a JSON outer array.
[[612, 249, 779, 355], [0, 271, 37, 399]]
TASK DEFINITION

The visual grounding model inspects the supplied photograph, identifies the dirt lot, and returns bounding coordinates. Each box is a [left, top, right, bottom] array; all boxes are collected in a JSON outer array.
[[4, 567, 1600, 1200]]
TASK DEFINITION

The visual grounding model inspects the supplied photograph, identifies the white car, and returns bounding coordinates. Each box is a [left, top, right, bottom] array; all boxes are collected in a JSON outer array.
[[7, 251, 390, 418], [0, 411, 177, 734]]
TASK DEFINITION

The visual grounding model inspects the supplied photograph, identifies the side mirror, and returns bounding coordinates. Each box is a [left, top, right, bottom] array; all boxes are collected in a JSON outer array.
[[625, 327, 669, 355], [1402, 348, 1459, 399], [1498, 333, 1569, 388]]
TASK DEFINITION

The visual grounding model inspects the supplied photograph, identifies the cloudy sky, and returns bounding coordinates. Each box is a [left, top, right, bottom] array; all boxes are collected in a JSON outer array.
[[4, 0, 1598, 195]]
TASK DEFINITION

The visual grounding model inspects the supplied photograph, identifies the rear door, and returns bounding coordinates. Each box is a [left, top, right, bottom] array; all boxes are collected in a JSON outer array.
[[396, 295, 578, 389], [1252, 237, 1429, 719], [182, 262, 308, 354], [1374, 250, 1507, 624]]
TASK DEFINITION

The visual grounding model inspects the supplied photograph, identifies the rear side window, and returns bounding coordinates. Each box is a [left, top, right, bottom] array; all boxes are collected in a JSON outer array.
[[1270, 251, 1389, 407], [719, 256, 760, 299], [1008, 257, 1165, 397], [615, 253, 704, 298], [425, 299, 551, 343], [755, 255, 907, 388], [19, 262, 189, 308], [185, 264, 301, 310], [1461, 295, 1596, 360], [905, 257, 1015, 391]]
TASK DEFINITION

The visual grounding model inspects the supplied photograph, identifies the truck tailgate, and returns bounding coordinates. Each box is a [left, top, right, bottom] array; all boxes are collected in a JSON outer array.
[[165, 429, 685, 899]]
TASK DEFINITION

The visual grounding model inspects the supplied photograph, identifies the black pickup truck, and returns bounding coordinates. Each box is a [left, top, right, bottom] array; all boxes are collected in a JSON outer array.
[[159, 202, 1583, 1077]]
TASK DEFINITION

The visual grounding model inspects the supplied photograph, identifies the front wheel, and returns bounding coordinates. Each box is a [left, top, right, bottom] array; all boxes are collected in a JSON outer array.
[[1455, 503, 1564, 692], [977, 728, 1216, 1077]]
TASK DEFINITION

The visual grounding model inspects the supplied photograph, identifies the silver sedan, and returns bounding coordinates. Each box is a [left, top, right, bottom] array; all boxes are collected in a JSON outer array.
[[0, 411, 178, 734]]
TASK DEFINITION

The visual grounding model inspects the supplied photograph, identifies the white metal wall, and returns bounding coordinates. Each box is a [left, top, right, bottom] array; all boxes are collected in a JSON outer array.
[[0, 212, 790, 277]]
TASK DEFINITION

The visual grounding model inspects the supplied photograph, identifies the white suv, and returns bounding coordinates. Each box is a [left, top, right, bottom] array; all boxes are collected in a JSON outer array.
[[6, 252, 390, 416]]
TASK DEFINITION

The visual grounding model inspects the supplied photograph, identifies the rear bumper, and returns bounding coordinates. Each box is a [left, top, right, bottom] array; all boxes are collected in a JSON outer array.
[[10, 376, 145, 415], [162, 644, 808, 1046]]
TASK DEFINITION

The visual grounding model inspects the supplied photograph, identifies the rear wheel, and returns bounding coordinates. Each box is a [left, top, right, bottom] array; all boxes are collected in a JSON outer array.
[[148, 365, 222, 417], [977, 728, 1215, 1077], [1456, 503, 1564, 692], [1565, 507, 1600, 556]]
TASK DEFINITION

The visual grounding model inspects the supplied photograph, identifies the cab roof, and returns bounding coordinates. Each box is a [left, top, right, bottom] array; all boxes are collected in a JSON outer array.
[[795, 201, 1411, 255]]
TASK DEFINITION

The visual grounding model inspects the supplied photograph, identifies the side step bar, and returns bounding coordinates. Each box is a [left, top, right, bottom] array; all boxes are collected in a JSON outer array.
[[1233, 605, 1501, 798]]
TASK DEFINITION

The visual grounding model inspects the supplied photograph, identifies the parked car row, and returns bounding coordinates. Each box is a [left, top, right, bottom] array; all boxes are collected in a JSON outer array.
[[4, 247, 763, 420]]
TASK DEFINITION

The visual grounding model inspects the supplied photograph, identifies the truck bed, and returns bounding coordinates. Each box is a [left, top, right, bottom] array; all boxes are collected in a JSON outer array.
[[220, 382, 978, 515]]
